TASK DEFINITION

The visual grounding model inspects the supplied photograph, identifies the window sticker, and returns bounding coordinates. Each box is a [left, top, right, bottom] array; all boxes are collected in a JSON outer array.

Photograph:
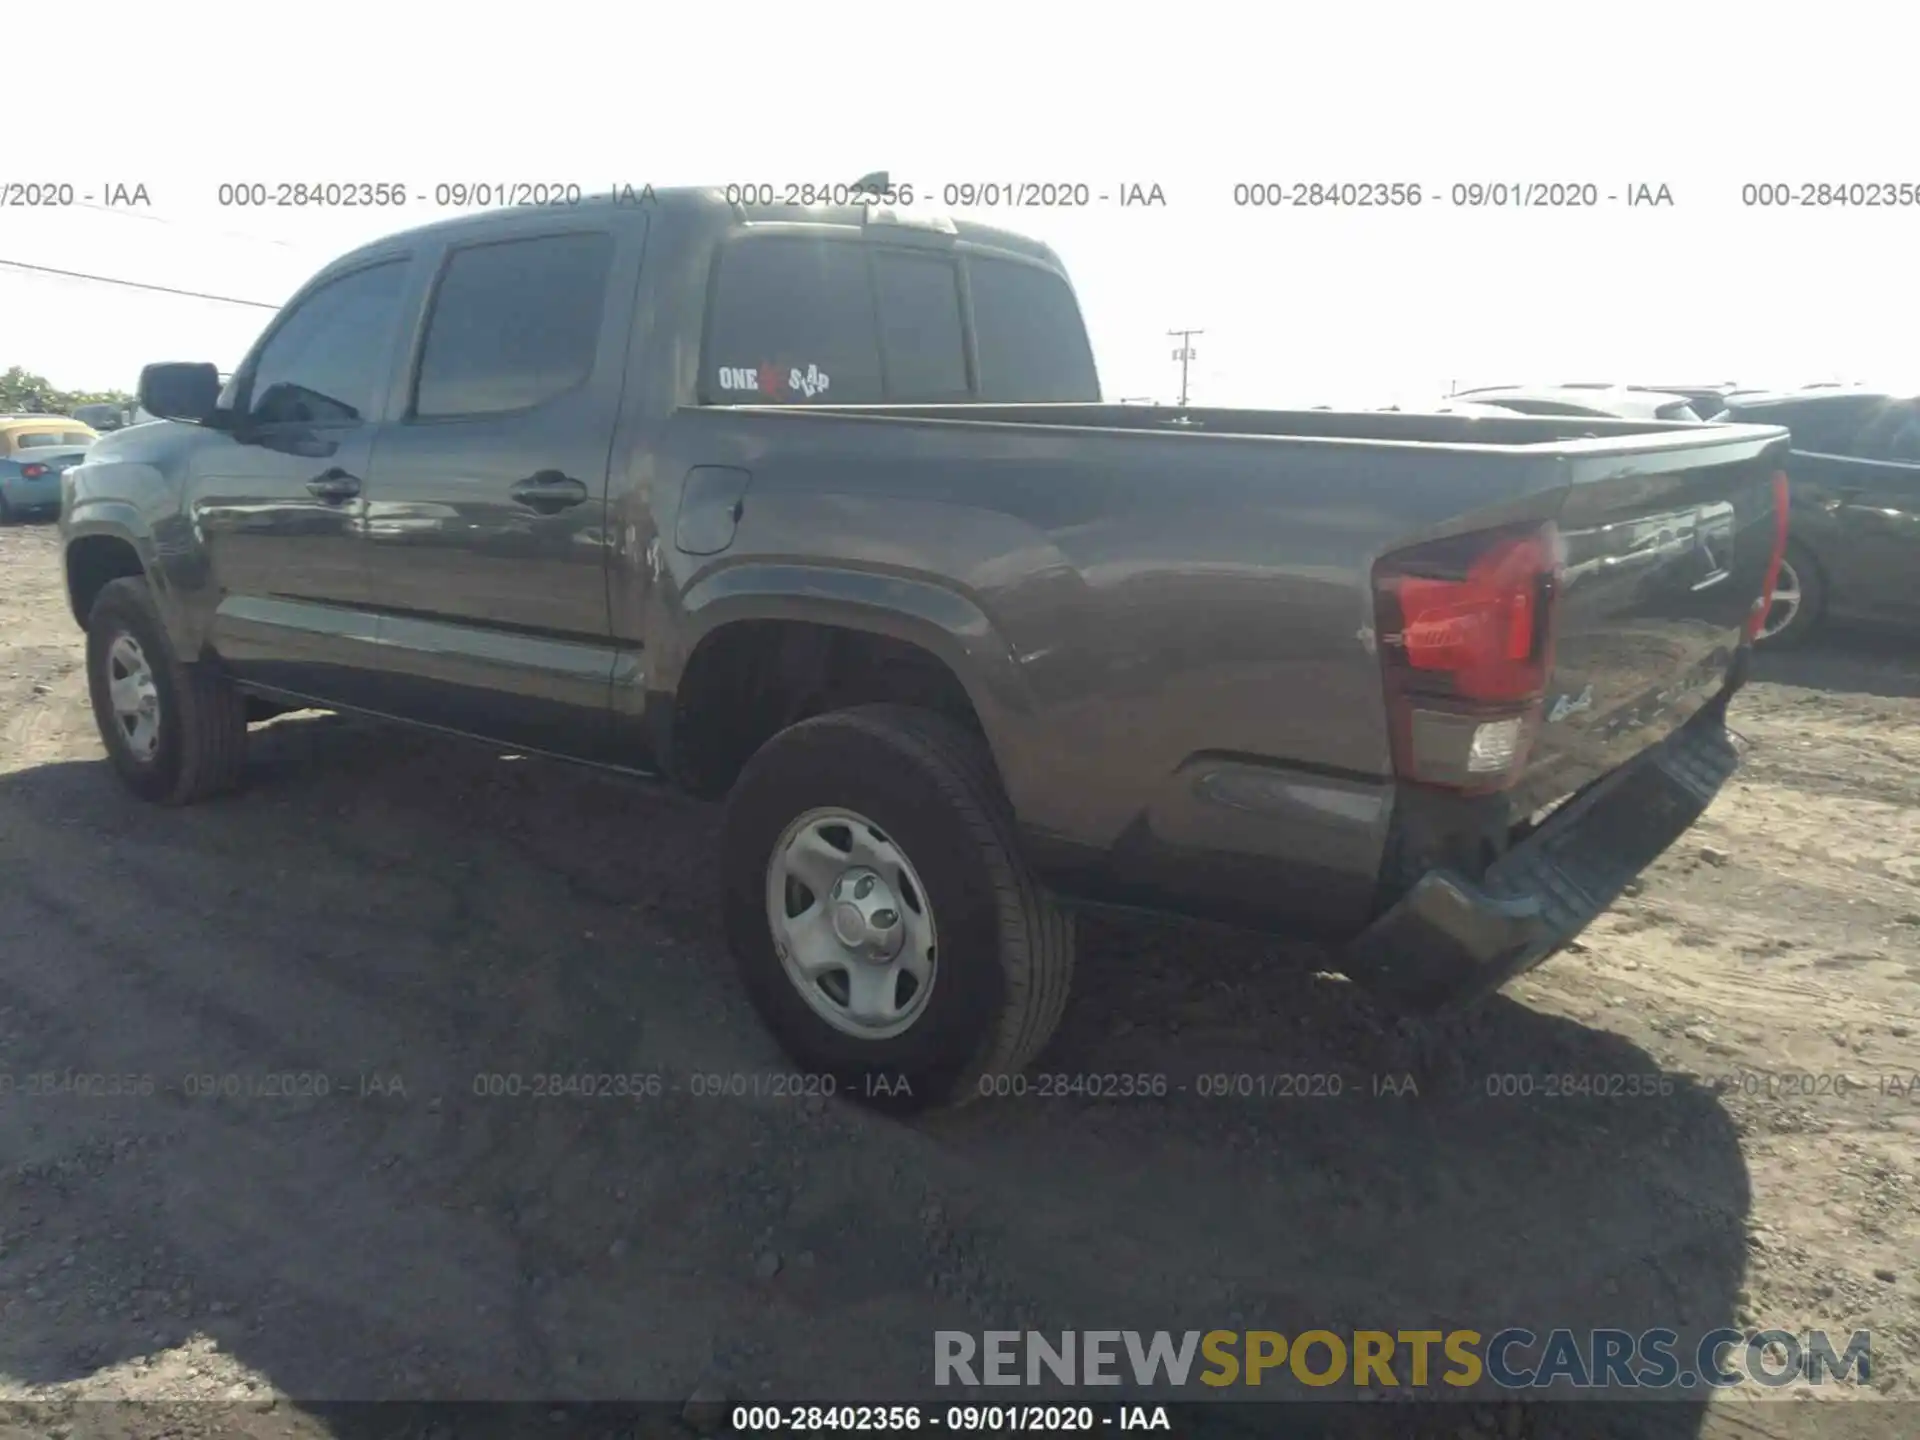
[[715, 363, 832, 400], [788, 364, 830, 399]]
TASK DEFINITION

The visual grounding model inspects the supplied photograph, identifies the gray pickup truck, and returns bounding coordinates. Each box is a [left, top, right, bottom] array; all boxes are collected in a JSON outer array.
[[61, 186, 1793, 1107]]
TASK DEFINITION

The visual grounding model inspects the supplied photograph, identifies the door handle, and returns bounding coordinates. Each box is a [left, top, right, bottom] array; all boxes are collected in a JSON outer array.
[[306, 468, 361, 503], [509, 471, 590, 512]]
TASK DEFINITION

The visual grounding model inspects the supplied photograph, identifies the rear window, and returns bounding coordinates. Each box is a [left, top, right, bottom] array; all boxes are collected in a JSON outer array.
[[702, 236, 1098, 405], [11, 430, 91, 448], [874, 252, 967, 398], [967, 255, 1100, 403]]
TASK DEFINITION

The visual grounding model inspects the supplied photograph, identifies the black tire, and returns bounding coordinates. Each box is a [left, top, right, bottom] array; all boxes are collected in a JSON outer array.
[[0, 492, 13, 524], [1754, 541, 1825, 648], [721, 704, 1075, 1113], [85, 576, 248, 804]]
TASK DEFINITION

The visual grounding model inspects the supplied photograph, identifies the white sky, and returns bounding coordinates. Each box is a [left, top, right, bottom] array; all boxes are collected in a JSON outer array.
[[7, 0, 1915, 409]]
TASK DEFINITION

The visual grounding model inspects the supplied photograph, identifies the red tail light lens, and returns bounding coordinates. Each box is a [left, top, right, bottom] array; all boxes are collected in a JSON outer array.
[[20, 463, 48, 480], [1389, 529, 1557, 702], [1744, 470, 1790, 641], [1373, 522, 1563, 793]]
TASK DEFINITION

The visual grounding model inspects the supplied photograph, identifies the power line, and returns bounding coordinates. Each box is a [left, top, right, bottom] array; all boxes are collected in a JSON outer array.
[[68, 199, 306, 251], [0, 257, 278, 309]]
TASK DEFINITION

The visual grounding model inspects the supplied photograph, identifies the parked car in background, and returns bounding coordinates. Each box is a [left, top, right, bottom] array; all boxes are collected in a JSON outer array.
[[1453, 386, 1706, 423], [69, 381, 230, 435], [0, 416, 97, 522], [1380, 400, 1526, 418], [1717, 388, 1920, 645], [72, 402, 135, 433], [1556, 383, 1745, 420]]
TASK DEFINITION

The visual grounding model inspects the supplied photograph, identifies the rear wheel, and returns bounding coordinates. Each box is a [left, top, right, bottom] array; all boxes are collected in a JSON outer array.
[[85, 577, 248, 804], [721, 704, 1075, 1112], [1754, 541, 1824, 648]]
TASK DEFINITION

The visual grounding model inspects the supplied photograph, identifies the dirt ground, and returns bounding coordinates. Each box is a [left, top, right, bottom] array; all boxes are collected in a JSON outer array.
[[1, 516, 1914, 1440]]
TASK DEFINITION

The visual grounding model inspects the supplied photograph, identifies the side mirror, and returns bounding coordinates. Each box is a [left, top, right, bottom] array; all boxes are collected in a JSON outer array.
[[137, 362, 223, 424]]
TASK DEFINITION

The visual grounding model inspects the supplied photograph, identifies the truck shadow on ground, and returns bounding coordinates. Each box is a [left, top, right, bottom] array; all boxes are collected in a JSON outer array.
[[1753, 625, 1920, 700], [0, 714, 1750, 1437]]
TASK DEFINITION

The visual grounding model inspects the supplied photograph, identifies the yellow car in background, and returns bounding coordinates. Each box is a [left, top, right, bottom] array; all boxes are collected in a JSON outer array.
[[0, 415, 98, 522]]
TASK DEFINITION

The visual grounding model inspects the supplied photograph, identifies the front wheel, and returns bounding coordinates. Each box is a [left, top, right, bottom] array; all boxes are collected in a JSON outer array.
[[85, 577, 248, 804], [721, 705, 1075, 1112]]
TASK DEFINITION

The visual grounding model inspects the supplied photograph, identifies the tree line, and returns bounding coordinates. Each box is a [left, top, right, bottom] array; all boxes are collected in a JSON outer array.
[[1, 366, 135, 414]]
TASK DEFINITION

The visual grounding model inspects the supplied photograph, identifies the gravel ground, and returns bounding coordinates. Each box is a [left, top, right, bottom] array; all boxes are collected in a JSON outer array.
[[0, 516, 1914, 1440]]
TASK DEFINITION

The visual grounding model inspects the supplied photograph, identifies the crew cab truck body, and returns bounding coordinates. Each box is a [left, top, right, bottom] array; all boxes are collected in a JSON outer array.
[[62, 188, 1793, 1107]]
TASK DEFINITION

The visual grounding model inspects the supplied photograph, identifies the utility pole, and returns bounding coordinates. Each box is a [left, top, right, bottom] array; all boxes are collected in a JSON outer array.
[[1167, 329, 1203, 406]]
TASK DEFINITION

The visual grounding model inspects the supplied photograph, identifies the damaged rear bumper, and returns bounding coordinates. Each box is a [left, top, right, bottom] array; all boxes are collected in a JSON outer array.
[[1343, 695, 1745, 1013]]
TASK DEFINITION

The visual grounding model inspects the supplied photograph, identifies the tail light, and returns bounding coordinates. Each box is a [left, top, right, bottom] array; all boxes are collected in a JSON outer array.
[[1372, 521, 1563, 793], [1744, 470, 1790, 641], [19, 463, 48, 480]]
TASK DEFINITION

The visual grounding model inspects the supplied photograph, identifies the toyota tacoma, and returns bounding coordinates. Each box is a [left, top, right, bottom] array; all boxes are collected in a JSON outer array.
[[61, 185, 1793, 1106]]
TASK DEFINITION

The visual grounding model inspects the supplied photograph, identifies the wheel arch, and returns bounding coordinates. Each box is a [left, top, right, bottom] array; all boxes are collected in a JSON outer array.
[[65, 511, 213, 658], [661, 563, 1037, 804]]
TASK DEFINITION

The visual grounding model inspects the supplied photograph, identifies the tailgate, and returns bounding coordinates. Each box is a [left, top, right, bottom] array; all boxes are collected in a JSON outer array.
[[1516, 432, 1788, 812], [1354, 424, 1787, 1004]]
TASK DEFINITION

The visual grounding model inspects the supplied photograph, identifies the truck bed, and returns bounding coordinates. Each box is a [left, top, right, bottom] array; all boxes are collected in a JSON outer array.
[[708, 400, 1731, 449], [657, 403, 1791, 941]]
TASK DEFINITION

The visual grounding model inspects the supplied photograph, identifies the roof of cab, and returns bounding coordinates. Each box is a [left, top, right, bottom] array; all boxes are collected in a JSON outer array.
[[321, 186, 1065, 273]]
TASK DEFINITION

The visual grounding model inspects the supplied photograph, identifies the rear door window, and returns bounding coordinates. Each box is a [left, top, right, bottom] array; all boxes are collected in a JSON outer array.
[[704, 236, 1099, 405], [1847, 399, 1920, 463], [1890, 420, 1920, 463], [1891, 407, 1920, 463], [704, 239, 885, 403], [413, 231, 614, 418]]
